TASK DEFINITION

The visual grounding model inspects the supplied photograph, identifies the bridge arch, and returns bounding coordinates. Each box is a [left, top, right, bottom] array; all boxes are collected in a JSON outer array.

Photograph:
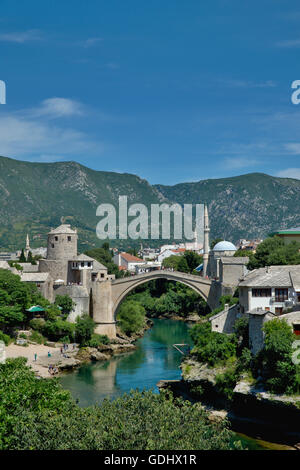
[[111, 270, 212, 319]]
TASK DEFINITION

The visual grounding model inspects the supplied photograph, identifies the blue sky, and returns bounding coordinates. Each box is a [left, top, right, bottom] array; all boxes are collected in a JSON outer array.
[[1, 0, 300, 184]]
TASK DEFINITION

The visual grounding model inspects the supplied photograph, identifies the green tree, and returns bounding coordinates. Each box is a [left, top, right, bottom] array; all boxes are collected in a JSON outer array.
[[256, 318, 300, 394], [0, 358, 238, 450], [183, 251, 203, 272], [27, 251, 33, 263], [19, 249, 26, 263], [247, 236, 300, 269], [117, 300, 145, 336], [162, 255, 180, 271], [177, 256, 189, 273], [54, 295, 75, 316], [190, 321, 237, 366], [75, 314, 95, 344]]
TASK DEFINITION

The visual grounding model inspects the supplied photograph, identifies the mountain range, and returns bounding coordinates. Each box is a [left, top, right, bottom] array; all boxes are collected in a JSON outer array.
[[0, 155, 299, 252]]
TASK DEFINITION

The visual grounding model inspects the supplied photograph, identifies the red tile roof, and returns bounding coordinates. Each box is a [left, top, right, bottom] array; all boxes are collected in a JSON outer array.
[[120, 252, 143, 262]]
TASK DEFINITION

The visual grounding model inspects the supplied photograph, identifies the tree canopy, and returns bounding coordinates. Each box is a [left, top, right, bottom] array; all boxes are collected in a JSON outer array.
[[0, 358, 238, 450], [247, 236, 300, 269]]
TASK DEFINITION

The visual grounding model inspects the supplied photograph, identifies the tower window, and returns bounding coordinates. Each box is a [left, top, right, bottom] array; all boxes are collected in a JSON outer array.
[[55, 236, 58, 241], [68, 236, 71, 241]]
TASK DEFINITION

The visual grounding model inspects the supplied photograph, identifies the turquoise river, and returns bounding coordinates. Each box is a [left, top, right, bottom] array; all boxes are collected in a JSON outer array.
[[60, 318, 292, 450]]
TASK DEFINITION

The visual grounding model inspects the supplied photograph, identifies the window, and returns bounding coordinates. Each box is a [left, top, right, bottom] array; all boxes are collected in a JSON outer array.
[[275, 288, 288, 302], [88, 262, 91, 267], [252, 288, 271, 297], [68, 236, 71, 242], [81, 262, 84, 267], [51, 243, 54, 248], [101, 273, 104, 278], [55, 236, 58, 241]]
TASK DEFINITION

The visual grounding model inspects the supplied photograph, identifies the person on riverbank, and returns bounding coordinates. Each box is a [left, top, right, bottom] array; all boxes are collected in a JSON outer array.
[[34, 353, 37, 362]]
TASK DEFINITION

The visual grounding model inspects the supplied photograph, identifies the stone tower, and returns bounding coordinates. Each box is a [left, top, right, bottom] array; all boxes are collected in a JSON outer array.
[[203, 204, 210, 278], [47, 224, 77, 260], [39, 224, 78, 284]]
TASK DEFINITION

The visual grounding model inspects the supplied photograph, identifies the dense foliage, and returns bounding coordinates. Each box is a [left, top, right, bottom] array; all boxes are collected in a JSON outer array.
[[0, 269, 48, 332], [254, 319, 300, 394], [190, 322, 237, 366], [117, 300, 146, 336], [162, 250, 203, 273], [247, 236, 300, 269], [122, 280, 210, 320], [85, 243, 129, 278], [0, 358, 237, 450]]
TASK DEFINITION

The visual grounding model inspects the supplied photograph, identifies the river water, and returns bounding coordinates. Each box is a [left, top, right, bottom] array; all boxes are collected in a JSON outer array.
[[60, 318, 291, 450]]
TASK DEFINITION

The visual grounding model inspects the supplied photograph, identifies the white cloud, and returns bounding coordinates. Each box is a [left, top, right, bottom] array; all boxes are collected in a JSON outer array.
[[0, 114, 101, 160], [284, 143, 300, 154], [223, 157, 260, 169], [221, 79, 277, 88], [0, 29, 42, 43], [276, 168, 300, 180], [276, 39, 300, 48], [82, 37, 103, 48], [28, 97, 85, 119]]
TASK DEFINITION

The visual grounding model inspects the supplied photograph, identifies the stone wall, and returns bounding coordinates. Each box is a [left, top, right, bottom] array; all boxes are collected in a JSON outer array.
[[53, 285, 90, 322], [210, 304, 242, 334]]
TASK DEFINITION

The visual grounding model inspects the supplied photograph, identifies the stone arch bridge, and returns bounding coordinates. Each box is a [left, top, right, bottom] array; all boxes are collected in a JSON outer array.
[[92, 270, 219, 338]]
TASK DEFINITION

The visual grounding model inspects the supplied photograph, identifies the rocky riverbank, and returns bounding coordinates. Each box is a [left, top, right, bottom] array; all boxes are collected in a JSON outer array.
[[158, 357, 300, 448], [6, 319, 154, 378]]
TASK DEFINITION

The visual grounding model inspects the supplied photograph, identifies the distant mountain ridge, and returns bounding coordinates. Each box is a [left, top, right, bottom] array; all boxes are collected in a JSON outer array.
[[0, 155, 299, 251]]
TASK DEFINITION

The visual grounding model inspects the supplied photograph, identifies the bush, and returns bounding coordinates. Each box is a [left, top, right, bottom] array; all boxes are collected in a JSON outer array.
[[87, 333, 110, 348], [60, 336, 70, 344], [0, 330, 12, 346], [216, 368, 238, 400], [75, 315, 95, 345], [29, 330, 45, 344], [0, 358, 238, 450], [117, 300, 145, 336], [29, 318, 45, 332], [256, 318, 300, 394], [43, 319, 75, 342], [190, 322, 237, 366]]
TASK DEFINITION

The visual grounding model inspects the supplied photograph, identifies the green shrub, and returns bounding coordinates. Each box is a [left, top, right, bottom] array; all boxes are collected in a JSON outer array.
[[29, 318, 45, 331], [0, 330, 12, 345], [190, 321, 237, 366], [88, 333, 110, 348], [216, 368, 238, 400], [29, 330, 45, 345], [60, 336, 70, 344], [75, 315, 95, 345], [0, 358, 238, 450], [117, 300, 145, 336], [43, 319, 75, 342]]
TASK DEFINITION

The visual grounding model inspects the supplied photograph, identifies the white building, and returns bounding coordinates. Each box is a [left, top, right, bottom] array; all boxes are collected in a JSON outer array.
[[113, 252, 144, 272], [157, 248, 185, 264], [239, 265, 300, 315]]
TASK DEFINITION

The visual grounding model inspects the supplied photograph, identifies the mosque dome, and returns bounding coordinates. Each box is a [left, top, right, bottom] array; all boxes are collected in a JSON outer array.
[[213, 240, 236, 252]]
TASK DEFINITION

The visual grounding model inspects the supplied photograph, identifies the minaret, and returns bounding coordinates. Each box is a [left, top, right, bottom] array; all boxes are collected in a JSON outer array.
[[203, 204, 210, 277], [25, 234, 30, 258], [193, 228, 198, 251]]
